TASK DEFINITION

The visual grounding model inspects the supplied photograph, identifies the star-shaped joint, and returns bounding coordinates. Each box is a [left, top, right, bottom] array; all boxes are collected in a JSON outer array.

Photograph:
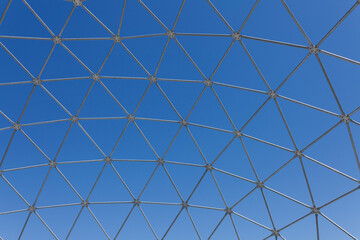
[[53, 36, 61, 44], [28, 206, 36, 213], [167, 30, 175, 39], [113, 35, 121, 43], [12, 123, 21, 130], [49, 161, 57, 168], [271, 229, 280, 237], [256, 181, 264, 189], [309, 45, 319, 54], [149, 76, 157, 83], [71, 116, 79, 123], [127, 115, 135, 122], [32, 78, 41, 86], [341, 114, 350, 123], [225, 207, 232, 215], [71, 0, 85, 6], [294, 150, 303, 158], [234, 130, 242, 137], [133, 199, 140, 206], [180, 119, 188, 126], [157, 158, 165, 165], [205, 164, 213, 171], [312, 207, 320, 214], [181, 201, 189, 209], [204, 80, 212, 87], [232, 32, 241, 41], [81, 200, 88, 207], [104, 157, 111, 163], [268, 91, 277, 99], [92, 74, 100, 81]]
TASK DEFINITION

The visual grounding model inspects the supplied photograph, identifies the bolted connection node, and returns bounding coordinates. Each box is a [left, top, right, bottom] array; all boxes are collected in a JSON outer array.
[[32, 78, 41, 86], [234, 131, 242, 137], [71, 116, 79, 123], [49, 161, 57, 167], [309, 45, 319, 54], [72, 0, 85, 6], [81, 200, 88, 207], [232, 32, 241, 41], [295, 150, 303, 157], [92, 74, 100, 81], [167, 30, 175, 39], [28, 206, 36, 213], [12, 123, 21, 130], [105, 157, 111, 163], [157, 158, 165, 165], [205, 164, 213, 171], [0, 170, 2, 176], [133, 199, 140, 206], [180, 119, 188, 126], [181, 201, 189, 208], [53, 36, 61, 44], [256, 181, 264, 188], [204, 80, 212, 87], [271, 229, 280, 237], [341, 114, 350, 123], [268, 91, 277, 99], [127, 115, 135, 122], [312, 207, 320, 214], [149, 76, 157, 83], [225, 207, 232, 214], [113, 35, 121, 43]]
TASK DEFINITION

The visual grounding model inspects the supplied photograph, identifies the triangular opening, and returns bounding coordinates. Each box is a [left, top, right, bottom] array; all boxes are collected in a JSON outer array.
[[136, 120, 179, 157], [1, 130, 50, 169], [0, 211, 28, 240], [120, 0, 167, 36], [141, 165, 182, 202], [79, 119, 128, 156], [0, 176, 28, 212], [242, 98, 295, 149], [111, 121, 158, 160], [116, 206, 157, 239], [37, 205, 82, 240], [100, 43, 150, 77], [174, 0, 231, 33], [165, 208, 201, 239], [57, 161, 105, 199], [88, 163, 134, 202], [21, 212, 57, 239], [156, 38, 205, 80], [36, 167, 81, 206], [61, 5, 113, 38], [69, 207, 109, 240], [189, 171, 225, 208], [122, 36, 168, 75], [3, 166, 49, 206], [280, 214, 317, 240], [20, 85, 71, 123], [175, 35, 233, 78], [0, 0, 52, 37], [278, 54, 341, 114], [56, 123, 105, 162], [41, 44, 91, 79], [135, 83, 180, 120], [112, 161, 158, 198], [78, 81, 128, 118], [241, 0, 309, 44], [211, 214, 239, 240], [188, 86, 235, 130], [188, 207, 225, 239], [211, 41, 270, 90], [21, 120, 71, 160]]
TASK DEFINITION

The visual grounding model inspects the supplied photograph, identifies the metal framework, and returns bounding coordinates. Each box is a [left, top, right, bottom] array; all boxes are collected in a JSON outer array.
[[0, 0, 359, 239]]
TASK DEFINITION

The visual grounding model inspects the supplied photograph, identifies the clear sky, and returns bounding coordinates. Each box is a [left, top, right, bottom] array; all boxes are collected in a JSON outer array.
[[0, 0, 360, 239]]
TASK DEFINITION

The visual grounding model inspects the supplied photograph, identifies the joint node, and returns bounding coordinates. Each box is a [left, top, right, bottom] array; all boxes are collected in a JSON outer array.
[[157, 158, 165, 165], [309, 45, 319, 54], [105, 157, 111, 163], [234, 131, 242, 137], [133, 199, 140, 206], [167, 30, 175, 39], [0, 170, 3, 176], [181, 201, 189, 208], [49, 161, 57, 167], [205, 164, 213, 171], [28, 206, 36, 213], [113, 35, 121, 43], [92, 74, 100, 81], [12, 123, 21, 130], [33, 78, 41, 86], [295, 150, 303, 157], [204, 80, 212, 87], [149, 76, 157, 83], [232, 32, 241, 41], [341, 114, 350, 123], [53, 36, 61, 44], [72, 0, 84, 6], [268, 91, 277, 99], [312, 207, 320, 214], [180, 119, 188, 126], [71, 116, 79, 123], [81, 200, 88, 207], [225, 207, 232, 214], [256, 181, 264, 188], [271, 229, 280, 236], [127, 115, 135, 122]]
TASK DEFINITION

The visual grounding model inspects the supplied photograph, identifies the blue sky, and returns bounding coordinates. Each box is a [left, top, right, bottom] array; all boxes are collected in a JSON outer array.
[[0, 0, 360, 239]]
